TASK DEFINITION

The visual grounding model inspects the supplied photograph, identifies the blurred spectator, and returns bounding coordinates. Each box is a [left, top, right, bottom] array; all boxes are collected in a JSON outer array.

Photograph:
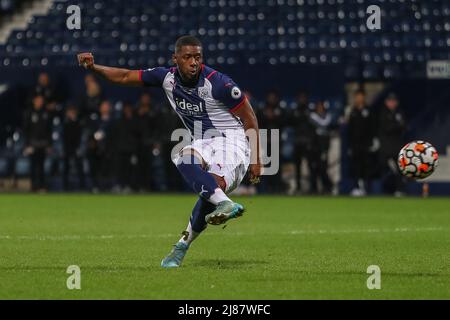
[[309, 101, 333, 194], [113, 103, 140, 193], [23, 95, 52, 192], [161, 106, 184, 192], [291, 90, 314, 193], [137, 92, 152, 110], [347, 89, 377, 196], [378, 93, 407, 195], [33, 72, 59, 120], [62, 105, 84, 191], [87, 100, 114, 192], [33, 73, 56, 105], [81, 75, 103, 121], [136, 93, 156, 191], [259, 91, 283, 130], [258, 90, 284, 193]]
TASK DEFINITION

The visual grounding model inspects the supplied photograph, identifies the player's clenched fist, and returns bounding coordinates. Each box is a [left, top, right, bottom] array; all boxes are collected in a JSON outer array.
[[77, 52, 94, 69], [249, 163, 262, 185]]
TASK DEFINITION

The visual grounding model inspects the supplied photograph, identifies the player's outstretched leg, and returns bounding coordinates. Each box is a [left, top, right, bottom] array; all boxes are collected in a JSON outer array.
[[176, 152, 229, 203], [175, 152, 245, 226], [161, 198, 215, 268]]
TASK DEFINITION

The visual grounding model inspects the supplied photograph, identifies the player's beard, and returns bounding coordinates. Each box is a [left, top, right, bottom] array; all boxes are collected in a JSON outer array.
[[178, 67, 200, 87]]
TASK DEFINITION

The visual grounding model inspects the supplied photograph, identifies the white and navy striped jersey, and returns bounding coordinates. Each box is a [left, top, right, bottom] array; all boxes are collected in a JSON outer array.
[[139, 64, 246, 138]]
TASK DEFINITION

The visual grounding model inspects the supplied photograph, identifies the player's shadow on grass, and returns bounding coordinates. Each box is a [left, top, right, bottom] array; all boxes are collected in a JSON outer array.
[[190, 259, 268, 269]]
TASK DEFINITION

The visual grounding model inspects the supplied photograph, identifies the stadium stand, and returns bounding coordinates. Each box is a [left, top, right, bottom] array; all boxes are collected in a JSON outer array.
[[1, 0, 449, 80]]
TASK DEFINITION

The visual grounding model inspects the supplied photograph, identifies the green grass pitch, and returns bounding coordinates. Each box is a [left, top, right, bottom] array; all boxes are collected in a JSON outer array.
[[0, 194, 449, 299]]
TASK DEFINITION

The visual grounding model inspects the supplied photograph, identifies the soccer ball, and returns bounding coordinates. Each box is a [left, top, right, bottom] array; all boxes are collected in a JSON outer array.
[[398, 141, 439, 180]]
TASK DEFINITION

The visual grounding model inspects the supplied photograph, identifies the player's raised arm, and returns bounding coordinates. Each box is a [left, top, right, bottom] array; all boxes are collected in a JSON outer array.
[[231, 99, 262, 184], [77, 52, 142, 86]]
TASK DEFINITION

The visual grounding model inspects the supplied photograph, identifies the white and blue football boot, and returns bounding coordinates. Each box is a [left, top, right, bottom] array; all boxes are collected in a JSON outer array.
[[161, 242, 189, 268], [205, 201, 245, 226]]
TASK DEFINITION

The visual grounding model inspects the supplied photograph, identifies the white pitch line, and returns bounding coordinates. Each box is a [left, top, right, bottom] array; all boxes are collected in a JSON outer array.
[[0, 227, 445, 241], [287, 226, 444, 235], [0, 234, 177, 241]]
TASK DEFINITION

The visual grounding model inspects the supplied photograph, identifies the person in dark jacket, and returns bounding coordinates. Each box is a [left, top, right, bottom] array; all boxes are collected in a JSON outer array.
[[136, 93, 157, 191], [86, 100, 114, 192], [290, 91, 315, 193], [378, 93, 407, 195], [32, 72, 63, 122], [33, 72, 56, 106], [257, 90, 284, 193], [113, 103, 140, 192], [347, 90, 377, 196], [23, 95, 52, 191], [309, 101, 333, 194], [80, 74, 103, 122], [62, 105, 85, 190]]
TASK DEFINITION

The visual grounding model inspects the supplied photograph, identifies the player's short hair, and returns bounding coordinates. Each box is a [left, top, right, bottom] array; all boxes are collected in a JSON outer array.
[[175, 35, 202, 53]]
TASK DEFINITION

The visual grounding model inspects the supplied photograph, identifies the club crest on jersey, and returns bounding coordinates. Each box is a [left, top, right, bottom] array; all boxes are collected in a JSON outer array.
[[198, 87, 209, 99], [175, 97, 204, 114], [231, 87, 242, 99]]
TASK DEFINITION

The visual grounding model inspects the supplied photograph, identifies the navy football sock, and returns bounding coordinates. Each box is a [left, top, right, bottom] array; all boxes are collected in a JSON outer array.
[[190, 197, 216, 233], [176, 154, 230, 204]]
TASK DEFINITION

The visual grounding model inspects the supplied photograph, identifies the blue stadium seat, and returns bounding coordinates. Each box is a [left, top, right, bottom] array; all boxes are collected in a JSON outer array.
[[14, 157, 30, 177], [0, 157, 10, 177], [383, 65, 402, 79], [362, 64, 380, 80]]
